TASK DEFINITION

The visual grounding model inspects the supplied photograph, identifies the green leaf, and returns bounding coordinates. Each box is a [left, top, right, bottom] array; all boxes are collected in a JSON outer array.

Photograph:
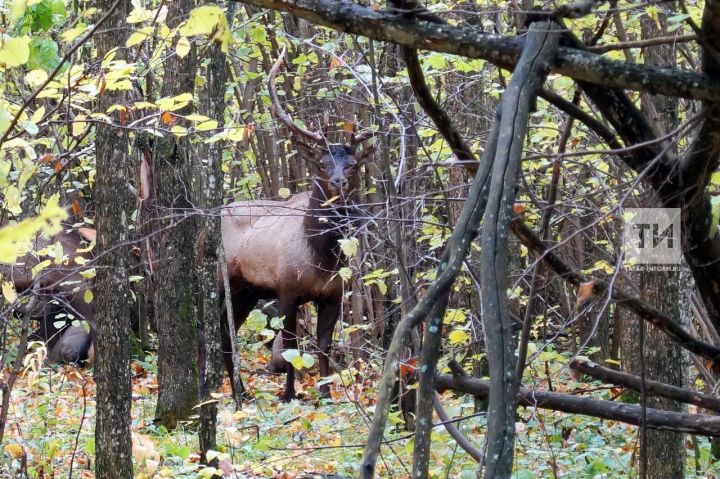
[[426, 53, 446, 69], [27, 37, 60, 71], [244, 308, 266, 333], [83, 289, 93, 304]]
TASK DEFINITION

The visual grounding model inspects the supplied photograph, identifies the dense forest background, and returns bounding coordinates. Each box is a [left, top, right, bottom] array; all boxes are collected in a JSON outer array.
[[2, 0, 720, 477]]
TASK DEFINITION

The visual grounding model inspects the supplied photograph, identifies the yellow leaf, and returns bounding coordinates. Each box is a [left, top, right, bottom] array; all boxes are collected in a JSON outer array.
[[185, 114, 210, 122], [126, 26, 154, 48], [72, 114, 87, 137], [156, 92, 193, 112], [0, 36, 31, 69], [448, 329, 470, 345], [170, 125, 188, 137], [2, 281, 17, 303], [3, 443, 23, 459], [25, 69, 48, 88], [61, 24, 89, 43], [338, 267, 352, 282], [79, 267, 96, 279], [126, 7, 153, 24], [31, 259, 52, 277], [226, 127, 244, 142], [84, 289, 93, 304], [176, 36, 191, 58], [11, 0, 40, 18], [179, 5, 232, 53], [338, 237, 359, 258], [30, 106, 45, 124], [195, 119, 218, 131]]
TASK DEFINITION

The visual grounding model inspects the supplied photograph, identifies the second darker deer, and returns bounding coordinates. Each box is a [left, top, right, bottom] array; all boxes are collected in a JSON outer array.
[[219, 48, 373, 401]]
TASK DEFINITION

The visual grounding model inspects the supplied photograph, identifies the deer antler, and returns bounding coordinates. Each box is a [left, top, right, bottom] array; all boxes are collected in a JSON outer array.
[[268, 46, 324, 145], [351, 128, 375, 145]]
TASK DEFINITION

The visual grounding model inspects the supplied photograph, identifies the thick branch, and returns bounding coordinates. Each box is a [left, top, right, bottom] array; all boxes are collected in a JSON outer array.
[[480, 21, 560, 479], [570, 357, 720, 413], [510, 218, 720, 361], [234, 0, 720, 101], [436, 374, 720, 437]]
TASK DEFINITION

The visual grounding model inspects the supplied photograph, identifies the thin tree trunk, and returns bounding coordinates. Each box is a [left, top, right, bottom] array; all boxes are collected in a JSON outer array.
[[94, 0, 133, 475], [153, 0, 200, 428], [196, 28, 229, 458]]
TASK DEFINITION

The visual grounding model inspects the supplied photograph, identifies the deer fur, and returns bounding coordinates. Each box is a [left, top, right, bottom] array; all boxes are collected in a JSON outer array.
[[1, 226, 96, 365]]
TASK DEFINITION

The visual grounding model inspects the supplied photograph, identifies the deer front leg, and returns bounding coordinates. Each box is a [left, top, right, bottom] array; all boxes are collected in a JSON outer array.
[[278, 298, 299, 402], [316, 295, 341, 398]]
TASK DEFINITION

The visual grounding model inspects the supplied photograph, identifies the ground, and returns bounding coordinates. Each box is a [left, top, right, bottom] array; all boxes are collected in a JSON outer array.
[[2, 340, 719, 478]]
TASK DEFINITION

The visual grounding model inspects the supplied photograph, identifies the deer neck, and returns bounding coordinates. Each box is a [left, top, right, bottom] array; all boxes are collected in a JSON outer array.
[[304, 182, 354, 271]]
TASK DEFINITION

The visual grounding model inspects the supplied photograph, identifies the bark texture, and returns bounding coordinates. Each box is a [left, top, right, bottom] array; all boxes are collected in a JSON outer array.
[[94, 0, 133, 475], [479, 21, 559, 479], [196, 37, 228, 456], [153, 0, 200, 428]]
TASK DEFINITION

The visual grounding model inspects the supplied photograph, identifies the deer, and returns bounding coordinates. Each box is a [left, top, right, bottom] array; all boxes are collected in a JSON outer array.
[[219, 48, 374, 401], [1, 225, 96, 364]]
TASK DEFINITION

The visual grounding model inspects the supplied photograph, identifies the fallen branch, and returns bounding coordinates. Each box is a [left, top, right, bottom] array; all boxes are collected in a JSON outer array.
[[436, 374, 720, 437], [570, 357, 720, 413]]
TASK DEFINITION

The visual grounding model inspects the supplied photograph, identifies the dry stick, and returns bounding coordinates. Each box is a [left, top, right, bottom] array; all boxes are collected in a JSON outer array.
[[481, 21, 560, 479], [510, 218, 720, 361], [587, 33, 697, 53], [0, 0, 124, 148], [359, 90, 501, 479], [570, 357, 720, 413], [435, 374, 720, 436], [218, 242, 243, 408], [433, 394, 484, 462], [68, 377, 89, 479]]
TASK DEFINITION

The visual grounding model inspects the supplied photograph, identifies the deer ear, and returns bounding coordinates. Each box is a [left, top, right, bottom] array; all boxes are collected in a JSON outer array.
[[357, 146, 376, 164]]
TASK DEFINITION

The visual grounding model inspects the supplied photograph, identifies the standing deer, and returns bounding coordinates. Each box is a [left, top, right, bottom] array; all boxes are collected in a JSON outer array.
[[219, 48, 373, 401]]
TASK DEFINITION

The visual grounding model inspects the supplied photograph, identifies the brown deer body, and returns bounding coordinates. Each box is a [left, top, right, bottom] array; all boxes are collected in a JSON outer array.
[[219, 48, 373, 401], [1, 226, 96, 364], [220, 146, 364, 401]]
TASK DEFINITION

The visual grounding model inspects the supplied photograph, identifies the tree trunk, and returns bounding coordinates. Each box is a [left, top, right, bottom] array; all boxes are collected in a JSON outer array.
[[94, 0, 133, 476], [153, 0, 200, 428], [196, 31, 229, 458], [633, 10, 687, 477]]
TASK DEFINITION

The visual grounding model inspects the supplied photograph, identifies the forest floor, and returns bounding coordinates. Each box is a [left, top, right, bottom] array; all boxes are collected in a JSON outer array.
[[2, 342, 720, 478]]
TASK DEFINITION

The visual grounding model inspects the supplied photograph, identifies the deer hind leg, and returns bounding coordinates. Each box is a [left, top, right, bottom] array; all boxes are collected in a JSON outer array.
[[278, 297, 299, 402], [316, 295, 342, 397], [219, 292, 256, 401]]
